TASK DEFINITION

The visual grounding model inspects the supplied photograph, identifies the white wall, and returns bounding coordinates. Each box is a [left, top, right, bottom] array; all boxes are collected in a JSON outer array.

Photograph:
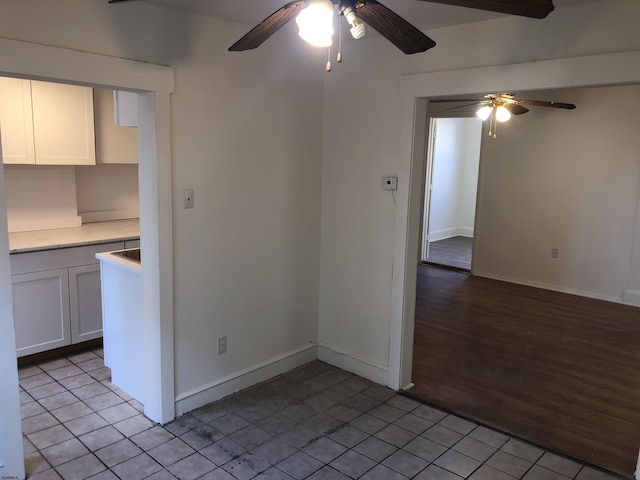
[[458, 120, 482, 233], [319, 0, 640, 381], [474, 84, 640, 302], [0, 0, 324, 421], [429, 118, 480, 241]]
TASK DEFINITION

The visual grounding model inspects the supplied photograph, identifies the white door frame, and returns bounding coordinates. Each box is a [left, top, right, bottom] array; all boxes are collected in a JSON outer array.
[[420, 118, 437, 262], [420, 116, 482, 268], [388, 50, 640, 390], [0, 38, 174, 478]]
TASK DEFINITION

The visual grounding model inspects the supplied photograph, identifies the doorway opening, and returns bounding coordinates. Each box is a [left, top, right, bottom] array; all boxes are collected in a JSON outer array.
[[421, 117, 482, 271], [0, 37, 174, 478]]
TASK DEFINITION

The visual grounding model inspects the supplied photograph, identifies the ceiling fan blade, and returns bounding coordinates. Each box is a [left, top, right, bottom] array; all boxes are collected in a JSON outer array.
[[516, 99, 576, 109], [415, 0, 554, 19], [229, 1, 305, 52], [356, 1, 436, 54], [443, 102, 485, 111], [430, 99, 485, 103], [505, 104, 529, 115]]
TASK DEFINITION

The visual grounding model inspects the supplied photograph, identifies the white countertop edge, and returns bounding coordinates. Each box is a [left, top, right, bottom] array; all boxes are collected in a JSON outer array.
[[10, 235, 140, 254], [96, 251, 142, 273], [9, 218, 140, 254]]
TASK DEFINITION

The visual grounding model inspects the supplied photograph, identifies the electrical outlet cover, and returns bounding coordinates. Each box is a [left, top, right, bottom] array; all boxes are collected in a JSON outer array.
[[382, 177, 398, 191]]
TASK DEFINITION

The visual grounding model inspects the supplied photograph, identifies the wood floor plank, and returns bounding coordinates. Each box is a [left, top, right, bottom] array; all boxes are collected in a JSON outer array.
[[411, 265, 640, 475]]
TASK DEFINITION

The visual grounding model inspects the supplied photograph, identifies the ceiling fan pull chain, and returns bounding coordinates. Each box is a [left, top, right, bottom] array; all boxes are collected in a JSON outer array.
[[337, 15, 343, 63], [492, 110, 498, 139], [488, 107, 498, 139], [489, 109, 493, 136], [326, 45, 332, 72]]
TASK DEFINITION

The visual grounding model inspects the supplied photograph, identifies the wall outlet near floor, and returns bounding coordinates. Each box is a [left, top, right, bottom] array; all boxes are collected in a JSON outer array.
[[217, 336, 227, 355], [551, 248, 559, 259]]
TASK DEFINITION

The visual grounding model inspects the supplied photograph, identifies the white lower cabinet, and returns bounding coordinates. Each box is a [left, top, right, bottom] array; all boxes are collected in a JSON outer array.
[[10, 241, 132, 357], [12, 268, 71, 357], [69, 264, 103, 344]]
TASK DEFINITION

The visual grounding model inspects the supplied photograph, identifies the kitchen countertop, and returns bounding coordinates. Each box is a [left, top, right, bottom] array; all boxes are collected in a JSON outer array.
[[96, 248, 142, 274], [9, 218, 140, 254]]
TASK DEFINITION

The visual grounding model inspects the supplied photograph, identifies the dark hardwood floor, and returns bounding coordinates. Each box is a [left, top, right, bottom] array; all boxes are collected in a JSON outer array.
[[426, 236, 473, 270], [411, 264, 640, 476]]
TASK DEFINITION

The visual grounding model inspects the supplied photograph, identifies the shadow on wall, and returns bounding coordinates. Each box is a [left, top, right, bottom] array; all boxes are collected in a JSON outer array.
[[102, 1, 194, 64]]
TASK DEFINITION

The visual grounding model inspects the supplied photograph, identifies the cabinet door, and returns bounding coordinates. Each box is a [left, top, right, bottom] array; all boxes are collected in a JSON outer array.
[[30, 81, 96, 165], [0, 77, 36, 165], [69, 264, 103, 344], [12, 268, 70, 357], [94, 88, 138, 164]]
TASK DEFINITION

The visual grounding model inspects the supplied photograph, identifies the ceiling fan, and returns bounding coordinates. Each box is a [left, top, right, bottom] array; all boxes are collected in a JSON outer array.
[[430, 93, 576, 138], [228, 0, 555, 63]]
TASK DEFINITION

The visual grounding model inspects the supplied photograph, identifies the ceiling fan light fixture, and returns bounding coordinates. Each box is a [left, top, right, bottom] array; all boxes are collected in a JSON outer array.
[[341, 5, 366, 40], [296, 0, 335, 47], [496, 105, 512, 122], [476, 105, 492, 121]]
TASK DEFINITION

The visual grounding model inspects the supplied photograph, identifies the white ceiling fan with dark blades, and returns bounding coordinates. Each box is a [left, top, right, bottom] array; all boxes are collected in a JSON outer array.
[[430, 93, 576, 138], [107, 0, 556, 65], [227, 0, 555, 57]]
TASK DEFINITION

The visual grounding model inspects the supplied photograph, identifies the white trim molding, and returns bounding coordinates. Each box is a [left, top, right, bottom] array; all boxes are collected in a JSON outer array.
[[475, 271, 634, 307], [175, 344, 318, 416], [0, 37, 173, 93], [623, 290, 640, 307], [318, 342, 389, 386]]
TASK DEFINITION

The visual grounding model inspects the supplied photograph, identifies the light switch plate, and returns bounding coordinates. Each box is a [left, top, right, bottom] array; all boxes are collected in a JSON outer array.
[[183, 189, 194, 209]]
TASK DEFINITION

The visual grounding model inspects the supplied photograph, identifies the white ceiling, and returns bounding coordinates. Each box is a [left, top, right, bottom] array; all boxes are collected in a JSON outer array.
[[141, 0, 600, 32]]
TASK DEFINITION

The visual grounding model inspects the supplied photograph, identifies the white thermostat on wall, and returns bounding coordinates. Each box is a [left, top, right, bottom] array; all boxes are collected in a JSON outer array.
[[382, 177, 398, 191]]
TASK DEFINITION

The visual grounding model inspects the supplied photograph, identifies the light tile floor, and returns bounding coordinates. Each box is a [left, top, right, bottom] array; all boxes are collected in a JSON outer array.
[[18, 347, 626, 480]]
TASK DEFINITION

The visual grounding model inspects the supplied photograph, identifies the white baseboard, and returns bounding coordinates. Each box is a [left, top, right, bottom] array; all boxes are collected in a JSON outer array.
[[623, 290, 640, 307], [429, 228, 473, 242], [475, 271, 629, 306], [174, 344, 318, 416], [317, 343, 389, 386]]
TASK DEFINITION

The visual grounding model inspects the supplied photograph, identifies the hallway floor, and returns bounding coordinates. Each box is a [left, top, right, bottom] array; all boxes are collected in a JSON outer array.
[[19, 347, 623, 480], [426, 236, 472, 270]]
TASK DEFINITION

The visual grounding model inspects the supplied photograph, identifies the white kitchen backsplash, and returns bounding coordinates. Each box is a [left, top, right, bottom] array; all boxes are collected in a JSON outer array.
[[75, 164, 139, 223], [4, 165, 82, 233], [2, 163, 139, 232]]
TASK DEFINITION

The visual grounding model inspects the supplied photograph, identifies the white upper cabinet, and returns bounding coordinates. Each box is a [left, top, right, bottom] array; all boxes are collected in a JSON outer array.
[[0, 78, 96, 165], [0, 78, 36, 164], [31, 80, 96, 165], [94, 88, 138, 164]]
